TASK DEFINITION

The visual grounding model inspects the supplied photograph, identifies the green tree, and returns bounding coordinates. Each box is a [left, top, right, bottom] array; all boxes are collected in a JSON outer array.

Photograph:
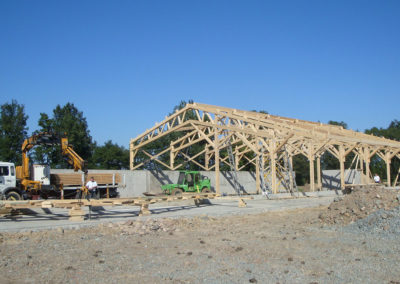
[[90, 140, 129, 169], [327, 120, 348, 129], [293, 154, 309, 186], [365, 120, 400, 182], [134, 100, 199, 170], [0, 100, 29, 164], [33, 103, 93, 168], [320, 120, 349, 170], [31, 113, 56, 164]]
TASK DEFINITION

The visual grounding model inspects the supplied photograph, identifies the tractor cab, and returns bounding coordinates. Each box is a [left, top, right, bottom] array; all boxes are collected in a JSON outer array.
[[162, 170, 211, 195]]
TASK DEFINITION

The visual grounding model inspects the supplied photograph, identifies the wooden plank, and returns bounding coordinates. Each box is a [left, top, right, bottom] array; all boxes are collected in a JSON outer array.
[[51, 173, 121, 186]]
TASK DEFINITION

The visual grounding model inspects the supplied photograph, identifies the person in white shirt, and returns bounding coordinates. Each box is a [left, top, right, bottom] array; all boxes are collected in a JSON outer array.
[[86, 177, 98, 198], [373, 173, 381, 184]]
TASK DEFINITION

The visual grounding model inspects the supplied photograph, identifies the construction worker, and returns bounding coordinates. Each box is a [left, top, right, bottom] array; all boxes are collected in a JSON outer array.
[[86, 176, 98, 198], [373, 173, 381, 184]]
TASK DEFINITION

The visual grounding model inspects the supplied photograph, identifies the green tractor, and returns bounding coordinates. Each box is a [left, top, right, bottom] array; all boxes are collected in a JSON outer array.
[[161, 170, 212, 195]]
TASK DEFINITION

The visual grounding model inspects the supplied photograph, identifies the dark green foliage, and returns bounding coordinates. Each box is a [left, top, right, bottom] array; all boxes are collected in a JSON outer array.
[[134, 100, 201, 170], [250, 110, 268, 115], [327, 120, 348, 129], [90, 140, 129, 169], [321, 151, 339, 170], [319, 121, 348, 171], [292, 155, 309, 186], [365, 120, 400, 182], [32, 103, 93, 168], [365, 120, 400, 142], [0, 100, 28, 164]]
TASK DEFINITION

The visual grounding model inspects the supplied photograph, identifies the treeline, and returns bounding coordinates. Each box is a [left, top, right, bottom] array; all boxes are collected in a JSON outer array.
[[1, 100, 399, 185], [0, 100, 129, 169]]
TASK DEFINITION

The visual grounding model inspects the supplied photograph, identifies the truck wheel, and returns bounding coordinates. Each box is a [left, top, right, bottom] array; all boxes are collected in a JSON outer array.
[[201, 187, 211, 193], [6, 191, 21, 201], [172, 188, 183, 195]]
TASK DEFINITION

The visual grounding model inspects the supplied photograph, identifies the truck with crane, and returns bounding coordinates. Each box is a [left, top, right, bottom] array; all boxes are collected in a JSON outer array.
[[0, 132, 88, 200]]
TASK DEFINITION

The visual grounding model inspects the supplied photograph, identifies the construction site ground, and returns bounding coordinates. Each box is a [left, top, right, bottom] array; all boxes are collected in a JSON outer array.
[[1, 187, 400, 283]]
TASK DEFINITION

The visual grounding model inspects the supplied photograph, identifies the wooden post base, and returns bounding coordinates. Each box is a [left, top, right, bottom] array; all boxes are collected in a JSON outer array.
[[194, 199, 201, 206], [139, 203, 151, 216], [69, 207, 85, 221], [238, 198, 247, 208]]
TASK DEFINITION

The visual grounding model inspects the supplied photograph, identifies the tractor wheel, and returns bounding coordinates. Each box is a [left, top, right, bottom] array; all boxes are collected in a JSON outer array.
[[201, 187, 211, 193], [172, 188, 183, 195], [6, 191, 21, 201]]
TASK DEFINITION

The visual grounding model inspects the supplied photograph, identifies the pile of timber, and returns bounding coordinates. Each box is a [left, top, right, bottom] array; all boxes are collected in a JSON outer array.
[[50, 173, 121, 186]]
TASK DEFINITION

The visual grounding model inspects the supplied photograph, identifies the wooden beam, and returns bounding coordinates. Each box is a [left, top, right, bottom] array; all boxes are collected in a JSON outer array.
[[275, 133, 295, 153], [214, 129, 220, 195], [339, 144, 345, 190], [269, 140, 277, 194], [308, 142, 315, 192], [317, 156, 322, 191]]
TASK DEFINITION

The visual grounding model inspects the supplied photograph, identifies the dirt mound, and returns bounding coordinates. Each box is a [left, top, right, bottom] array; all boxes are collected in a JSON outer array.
[[319, 185, 399, 225]]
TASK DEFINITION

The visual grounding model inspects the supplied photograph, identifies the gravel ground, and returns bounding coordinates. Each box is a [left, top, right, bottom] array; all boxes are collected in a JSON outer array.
[[1, 203, 400, 283], [345, 205, 400, 240]]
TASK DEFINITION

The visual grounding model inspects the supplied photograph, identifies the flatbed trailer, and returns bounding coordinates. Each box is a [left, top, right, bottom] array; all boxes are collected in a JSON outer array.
[[50, 172, 124, 199]]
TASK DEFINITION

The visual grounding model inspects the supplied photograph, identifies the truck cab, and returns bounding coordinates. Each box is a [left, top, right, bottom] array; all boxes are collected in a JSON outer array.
[[0, 162, 18, 200]]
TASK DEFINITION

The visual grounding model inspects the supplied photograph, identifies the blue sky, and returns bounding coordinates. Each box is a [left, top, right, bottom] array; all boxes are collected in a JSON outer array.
[[1, 0, 399, 147]]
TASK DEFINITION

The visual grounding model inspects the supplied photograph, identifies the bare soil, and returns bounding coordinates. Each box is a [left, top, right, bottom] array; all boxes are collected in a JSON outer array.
[[319, 185, 399, 224], [1, 186, 400, 283]]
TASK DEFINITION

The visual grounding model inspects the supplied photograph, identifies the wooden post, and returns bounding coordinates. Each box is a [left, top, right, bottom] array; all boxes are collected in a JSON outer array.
[[235, 153, 239, 171], [106, 187, 109, 198], [309, 158, 315, 192], [385, 154, 391, 187], [365, 157, 371, 184], [129, 142, 134, 170], [339, 145, 345, 190], [270, 152, 277, 194], [269, 140, 277, 194], [205, 146, 210, 170], [317, 156, 322, 191], [309, 143, 315, 192], [360, 154, 364, 184], [170, 146, 175, 169], [288, 154, 294, 192], [256, 153, 260, 194], [214, 130, 220, 195]]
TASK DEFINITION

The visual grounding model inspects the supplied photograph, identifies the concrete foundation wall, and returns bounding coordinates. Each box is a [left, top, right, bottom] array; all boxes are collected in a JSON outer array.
[[53, 168, 358, 197], [322, 169, 362, 190], [51, 169, 293, 198]]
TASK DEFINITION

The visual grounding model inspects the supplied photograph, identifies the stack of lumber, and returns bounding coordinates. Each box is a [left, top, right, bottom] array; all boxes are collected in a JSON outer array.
[[51, 173, 121, 186]]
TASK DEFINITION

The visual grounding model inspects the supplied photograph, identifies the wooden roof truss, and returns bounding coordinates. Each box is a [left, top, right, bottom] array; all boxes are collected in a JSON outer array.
[[130, 103, 400, 193]]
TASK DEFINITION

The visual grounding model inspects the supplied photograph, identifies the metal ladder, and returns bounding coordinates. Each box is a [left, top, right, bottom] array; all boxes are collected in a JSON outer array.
[[258, 150, 271, 198], [224, 131, 241, 196], [284, 146, 298, 196]]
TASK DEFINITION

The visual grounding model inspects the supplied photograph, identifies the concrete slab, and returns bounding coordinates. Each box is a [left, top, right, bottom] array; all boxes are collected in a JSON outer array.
[[0, 196, 335, 232]]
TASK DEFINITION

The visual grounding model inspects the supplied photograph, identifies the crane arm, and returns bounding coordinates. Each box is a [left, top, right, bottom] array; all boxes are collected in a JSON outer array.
[[20, 132, 60, 180], [18, 132, 88, 184], [61, 137, 88, 174]]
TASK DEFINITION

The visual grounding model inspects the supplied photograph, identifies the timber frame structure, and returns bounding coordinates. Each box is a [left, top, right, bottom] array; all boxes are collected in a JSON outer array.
[[130, 103, 400, 194]]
